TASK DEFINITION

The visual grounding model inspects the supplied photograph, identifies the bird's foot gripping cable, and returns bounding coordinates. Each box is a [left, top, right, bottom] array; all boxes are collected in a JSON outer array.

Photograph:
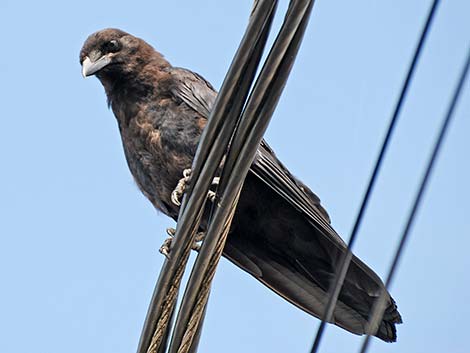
[[171, 168, 220, 206], [159, 227, 205, 259], [171, 169, 192, 206]]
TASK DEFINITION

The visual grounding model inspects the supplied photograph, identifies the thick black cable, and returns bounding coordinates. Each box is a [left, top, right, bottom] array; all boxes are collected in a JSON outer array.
[[168, 2, 315, 352], [136, 3, 277, 353], [166, 3, 277, 351], [310, 1, 441, 352], [360, 46, 470, 353]]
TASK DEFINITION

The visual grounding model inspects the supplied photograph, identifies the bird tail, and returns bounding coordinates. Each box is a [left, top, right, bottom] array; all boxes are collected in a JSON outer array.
[[223, 173, 403, 342], [371, 297, 403, 342]]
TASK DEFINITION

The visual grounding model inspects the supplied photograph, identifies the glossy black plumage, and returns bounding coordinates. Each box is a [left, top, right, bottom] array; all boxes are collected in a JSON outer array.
[[80, 28, 402, 341]]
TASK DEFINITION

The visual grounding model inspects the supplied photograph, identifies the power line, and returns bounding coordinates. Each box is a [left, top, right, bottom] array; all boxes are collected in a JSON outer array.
[[135, 1, 319, 353], [309, 1, 441, 352], [136, 3, 278, 353], [360, 45, 470, 353]]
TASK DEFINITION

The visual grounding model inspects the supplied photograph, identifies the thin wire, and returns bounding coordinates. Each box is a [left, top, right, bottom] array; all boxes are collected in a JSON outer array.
[[360, 46, 470, 353], [309, 1, 441, 352]]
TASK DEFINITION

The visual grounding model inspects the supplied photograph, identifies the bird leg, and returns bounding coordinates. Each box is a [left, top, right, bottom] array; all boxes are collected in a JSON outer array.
[[164, 170, 219, 258], [159, 227, 206, 259], [171, 168, 220, 206]]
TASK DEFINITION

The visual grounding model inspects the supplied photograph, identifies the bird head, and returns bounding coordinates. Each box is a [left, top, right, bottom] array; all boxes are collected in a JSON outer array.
[[79, 28, 159, 79]]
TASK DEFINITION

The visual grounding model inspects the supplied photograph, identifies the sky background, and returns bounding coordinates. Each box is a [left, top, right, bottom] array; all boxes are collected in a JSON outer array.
[[1, 1, 469, 353]]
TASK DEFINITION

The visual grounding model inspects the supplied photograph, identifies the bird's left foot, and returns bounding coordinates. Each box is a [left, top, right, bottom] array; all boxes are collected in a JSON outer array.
[[171, 169, 220, 206], [159, 227, 206, 259], [171, 169, 192, 206]]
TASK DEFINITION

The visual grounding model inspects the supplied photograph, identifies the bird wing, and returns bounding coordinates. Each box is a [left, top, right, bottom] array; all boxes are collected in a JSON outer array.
[[169, 68, 217, 118], [170, 67, 336, 237], [252, 140, 350, 247], [169, 67, 401, 341]]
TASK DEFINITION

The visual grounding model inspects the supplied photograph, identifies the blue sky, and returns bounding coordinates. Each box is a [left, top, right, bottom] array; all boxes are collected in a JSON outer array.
[[1, 1, 469, 353]]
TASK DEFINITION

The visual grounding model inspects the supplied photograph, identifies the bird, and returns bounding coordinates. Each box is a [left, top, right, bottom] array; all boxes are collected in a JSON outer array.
[[80, 28, 402, 342]]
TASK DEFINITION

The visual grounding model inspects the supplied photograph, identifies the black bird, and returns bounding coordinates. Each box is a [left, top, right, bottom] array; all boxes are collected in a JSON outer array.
[[80, 28, 402, 341]]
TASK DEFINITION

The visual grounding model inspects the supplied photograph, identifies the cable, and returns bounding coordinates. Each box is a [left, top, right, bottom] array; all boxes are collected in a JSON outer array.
[[309, 1, 441, 352], [360, 45, 470, 353], [136, 3, 278, 353], [168, 2, 316, 352]]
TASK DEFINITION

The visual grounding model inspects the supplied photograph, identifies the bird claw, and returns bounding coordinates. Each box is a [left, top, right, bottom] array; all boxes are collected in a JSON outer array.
[[159, 238, 173, 259], [207, 176, 220, 203], [171, 170, 220, 206], [207, 191, 216, 202], [171, 169, 192, 206], [159, 227, 205, 258], [192, 231, 206, 251], [159, 227, 177, 259]]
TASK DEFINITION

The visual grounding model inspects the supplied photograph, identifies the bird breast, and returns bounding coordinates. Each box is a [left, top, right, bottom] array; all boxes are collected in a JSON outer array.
[[117, 101, 202, 217]]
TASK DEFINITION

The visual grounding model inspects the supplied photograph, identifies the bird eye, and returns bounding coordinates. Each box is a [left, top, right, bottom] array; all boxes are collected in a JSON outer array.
[[106, 40, 121, 53]]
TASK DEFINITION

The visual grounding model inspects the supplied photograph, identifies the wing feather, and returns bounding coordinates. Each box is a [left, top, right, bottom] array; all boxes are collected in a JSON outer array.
[[170, 67, 337, 245]]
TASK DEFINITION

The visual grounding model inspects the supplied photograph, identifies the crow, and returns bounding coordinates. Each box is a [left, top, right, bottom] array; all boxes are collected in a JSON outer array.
[[80, 28, 402, 341]]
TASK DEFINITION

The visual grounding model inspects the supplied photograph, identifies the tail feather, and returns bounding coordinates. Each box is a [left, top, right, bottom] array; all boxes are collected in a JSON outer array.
[[223, 173, 403, 342], [375, 298, 403, 342]]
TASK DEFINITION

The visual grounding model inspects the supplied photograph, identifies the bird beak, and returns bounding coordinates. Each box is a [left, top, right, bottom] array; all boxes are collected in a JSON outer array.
[[81, 53, 112, 78]]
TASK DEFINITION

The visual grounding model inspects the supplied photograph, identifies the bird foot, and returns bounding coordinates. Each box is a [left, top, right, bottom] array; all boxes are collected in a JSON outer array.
[[207, 176, 220, 203], [171, 169, 192, 206], [159, 227, 177, 259], [192, 231, 206, 251], [159, 227, 205, 259], [171, 169, 220, 206]]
